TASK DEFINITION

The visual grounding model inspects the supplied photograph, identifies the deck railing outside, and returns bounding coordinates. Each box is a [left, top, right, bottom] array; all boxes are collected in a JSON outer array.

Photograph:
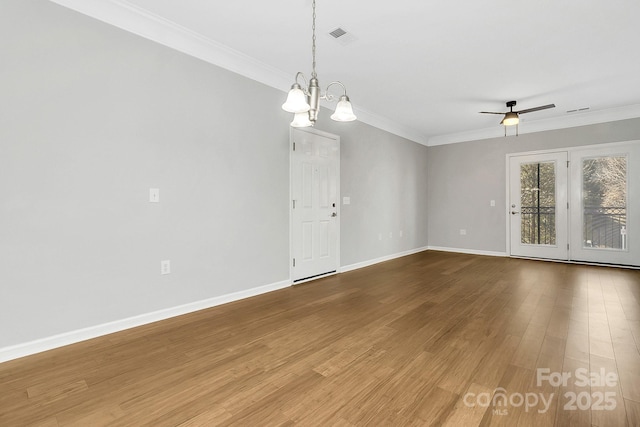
[[520, 206, 627, 249]]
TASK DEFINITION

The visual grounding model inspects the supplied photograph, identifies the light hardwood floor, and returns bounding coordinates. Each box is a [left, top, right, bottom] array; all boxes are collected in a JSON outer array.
[[1, 251, 640, 426]]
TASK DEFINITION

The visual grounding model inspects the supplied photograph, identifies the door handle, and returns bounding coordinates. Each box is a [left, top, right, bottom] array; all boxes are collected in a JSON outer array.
[[331, 212, 337, 217], [511, 211, 520, 215]]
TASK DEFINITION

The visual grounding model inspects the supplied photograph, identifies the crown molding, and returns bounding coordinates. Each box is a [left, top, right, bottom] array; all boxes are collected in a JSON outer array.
[[48, 1, 640, 147], [49, 0, 293, 90], [428, 104, 640, 146], [49, 0, 428, 145], [352, 108, 429, 145]]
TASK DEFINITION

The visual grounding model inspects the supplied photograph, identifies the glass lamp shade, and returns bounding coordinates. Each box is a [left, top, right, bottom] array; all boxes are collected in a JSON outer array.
[[330, 95, 357, 122], [282, 84, 310, 113], [501, 112, 519, 126], [290, 112, 313, 128]]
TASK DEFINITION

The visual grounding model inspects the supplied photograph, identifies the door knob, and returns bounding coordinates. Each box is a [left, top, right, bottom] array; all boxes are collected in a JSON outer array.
[[331, 212, 337, 217], [511, 211, 520, 215]]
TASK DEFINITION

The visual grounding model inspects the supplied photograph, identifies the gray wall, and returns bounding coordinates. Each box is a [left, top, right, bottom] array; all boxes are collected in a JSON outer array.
[[427, 118, 640, 253], [317, 117, 429, 267], [0, 0, 429, 349]]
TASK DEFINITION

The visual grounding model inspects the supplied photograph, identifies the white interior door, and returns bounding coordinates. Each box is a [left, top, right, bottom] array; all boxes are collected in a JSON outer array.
[[569, 141, 640, 266], [291, 128, 339, 282], [509, 152, 568, 260]]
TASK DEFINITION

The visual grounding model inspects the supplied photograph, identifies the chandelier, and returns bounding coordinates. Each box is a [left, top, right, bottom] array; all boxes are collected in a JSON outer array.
[[281, 0, 356, 127]]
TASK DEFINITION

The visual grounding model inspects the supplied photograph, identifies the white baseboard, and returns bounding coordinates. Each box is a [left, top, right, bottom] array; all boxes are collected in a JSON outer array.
[[0, 246, 504, 363], [427, 246, 507, 257], [340, 246, 429, 273], [0, 279, 290, 364]]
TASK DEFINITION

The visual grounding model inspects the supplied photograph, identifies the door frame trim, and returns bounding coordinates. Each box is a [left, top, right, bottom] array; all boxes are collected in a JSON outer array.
[[289, 127, 341, 285], [506, 139, 640, 260]]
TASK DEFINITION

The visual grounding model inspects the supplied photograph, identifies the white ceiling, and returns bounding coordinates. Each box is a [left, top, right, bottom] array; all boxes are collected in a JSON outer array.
[[53, 0, 640, 145]]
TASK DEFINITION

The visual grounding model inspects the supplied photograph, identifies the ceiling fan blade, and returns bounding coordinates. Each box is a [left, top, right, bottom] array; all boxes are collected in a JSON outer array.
[[515, 104, 556, 114], [479, 111, 505, 115]]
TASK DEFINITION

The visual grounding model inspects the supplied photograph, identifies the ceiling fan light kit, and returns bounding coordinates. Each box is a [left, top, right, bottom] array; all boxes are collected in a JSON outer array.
[[480, 100, 556, 136], [281, 0, 356, 127], [501, 111, 520, 126]]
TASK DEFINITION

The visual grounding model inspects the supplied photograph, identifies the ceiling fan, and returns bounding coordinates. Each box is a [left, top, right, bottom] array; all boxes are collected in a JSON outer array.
[[480, 100, 556, 126]]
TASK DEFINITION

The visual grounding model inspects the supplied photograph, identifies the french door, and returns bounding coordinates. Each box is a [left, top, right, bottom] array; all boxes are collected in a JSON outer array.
[[508, 140, 640, 267], [290, 128, 340, 282], [569, 143, 639, 266], [509, 152, 569, 260]]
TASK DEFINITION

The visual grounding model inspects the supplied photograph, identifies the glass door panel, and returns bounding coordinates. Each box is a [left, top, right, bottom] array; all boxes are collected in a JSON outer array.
[[571, 142, 639, 266], [520, 162, 557, 246], [509, 152, 568, 260], [582, 156, 627, 250]]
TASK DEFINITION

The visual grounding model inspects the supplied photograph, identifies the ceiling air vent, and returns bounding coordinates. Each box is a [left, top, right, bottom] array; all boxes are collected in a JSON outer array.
[[327, 27, 357, 46], [329, 27, 347, 39], [566, 107, 590, 113]]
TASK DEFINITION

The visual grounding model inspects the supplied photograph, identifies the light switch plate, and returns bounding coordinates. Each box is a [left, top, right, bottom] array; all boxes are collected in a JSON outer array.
[[343, 196, 351, 205], [150, 188, 160, 203]]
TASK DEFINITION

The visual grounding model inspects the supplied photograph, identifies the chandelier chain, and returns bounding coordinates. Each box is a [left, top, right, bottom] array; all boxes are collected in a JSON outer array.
[[311, 0, 317, 78]]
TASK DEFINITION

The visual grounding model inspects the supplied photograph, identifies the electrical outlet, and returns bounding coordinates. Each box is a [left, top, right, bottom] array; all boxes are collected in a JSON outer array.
[[161, 260, 170, 275], [389, 232, 393, 239], [460, 229, 467, 235]]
